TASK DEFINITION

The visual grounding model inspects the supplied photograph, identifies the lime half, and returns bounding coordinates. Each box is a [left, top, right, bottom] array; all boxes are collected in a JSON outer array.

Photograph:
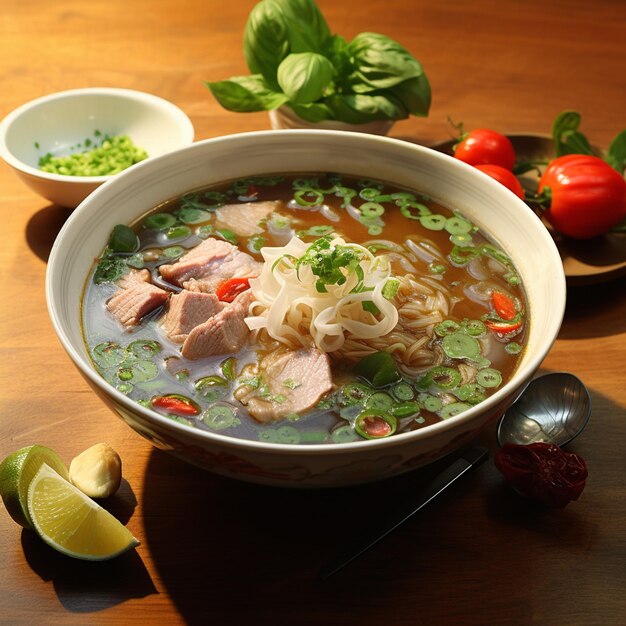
[[27, 463, 139, 560], [0, 445, 68, 528]]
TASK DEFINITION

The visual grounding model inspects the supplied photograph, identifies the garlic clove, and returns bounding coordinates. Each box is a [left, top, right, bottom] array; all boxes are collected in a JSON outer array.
[[69, 443, 122, 498]]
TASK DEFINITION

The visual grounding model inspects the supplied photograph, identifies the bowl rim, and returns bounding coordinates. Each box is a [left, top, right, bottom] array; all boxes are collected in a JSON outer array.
[[0, 87, 195, 184], [46, 129, 567, 456]]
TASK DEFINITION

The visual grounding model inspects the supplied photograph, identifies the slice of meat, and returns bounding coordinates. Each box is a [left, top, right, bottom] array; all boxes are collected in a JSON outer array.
[[159, 237, 262, 293], [215, 201, 279, 237], [183, 253, 262, 293], [181, 291, 252, 359], [107, 281, 169, 328], [161, 290, 225, 343], [235, 347, 333, 423], [159, 238, 236, 286], [116, 268, 151, 288]]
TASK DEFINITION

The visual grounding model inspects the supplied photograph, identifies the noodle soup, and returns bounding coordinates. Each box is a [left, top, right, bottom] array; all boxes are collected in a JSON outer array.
[[82, 173, 527, 445]]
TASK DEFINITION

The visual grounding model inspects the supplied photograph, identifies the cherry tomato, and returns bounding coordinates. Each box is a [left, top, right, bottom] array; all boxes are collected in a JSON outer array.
[[454, 129, 516, 170], [215, 277, 251, 302], [475, 164, 525, 199], [538, 154, 626, 239]]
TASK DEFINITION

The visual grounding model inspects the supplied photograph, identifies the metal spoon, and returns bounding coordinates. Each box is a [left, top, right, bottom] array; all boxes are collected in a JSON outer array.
[[497, 372, 591, 448], [320, 371, 591, 579]]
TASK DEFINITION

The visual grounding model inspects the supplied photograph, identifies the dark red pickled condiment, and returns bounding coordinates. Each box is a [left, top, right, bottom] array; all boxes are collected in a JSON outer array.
[[494, 442, 588, 508]]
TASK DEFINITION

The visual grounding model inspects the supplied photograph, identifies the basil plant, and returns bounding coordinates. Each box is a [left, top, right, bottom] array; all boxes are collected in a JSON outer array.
[[206, 0, 431, 124]]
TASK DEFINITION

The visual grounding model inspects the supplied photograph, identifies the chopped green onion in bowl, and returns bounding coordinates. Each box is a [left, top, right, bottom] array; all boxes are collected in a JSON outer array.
[[38, 133, 148, 177]]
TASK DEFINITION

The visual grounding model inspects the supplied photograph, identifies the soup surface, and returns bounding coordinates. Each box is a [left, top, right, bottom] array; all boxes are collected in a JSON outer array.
[[82, 173, 527, 444]]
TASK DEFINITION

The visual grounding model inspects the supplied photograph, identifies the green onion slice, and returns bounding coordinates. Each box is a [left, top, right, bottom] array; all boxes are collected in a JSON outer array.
[[355, 410, 397, 439]]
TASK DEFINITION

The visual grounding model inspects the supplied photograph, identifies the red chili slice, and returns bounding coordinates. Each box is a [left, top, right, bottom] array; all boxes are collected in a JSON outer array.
[[152, 395, 199, 416], [215, 277, 251, 303], [492, 291, 517, 321], [485, 318, 523, 334], [494, 442, 588, 508]]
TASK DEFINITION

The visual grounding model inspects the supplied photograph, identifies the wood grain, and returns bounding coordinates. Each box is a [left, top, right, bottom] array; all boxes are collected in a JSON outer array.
[[1, 1, 625, 624]]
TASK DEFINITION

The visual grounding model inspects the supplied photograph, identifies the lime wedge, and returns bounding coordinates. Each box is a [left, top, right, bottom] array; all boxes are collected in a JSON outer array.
[[27, 463, 139, 560], [0, 445, 68, 528]]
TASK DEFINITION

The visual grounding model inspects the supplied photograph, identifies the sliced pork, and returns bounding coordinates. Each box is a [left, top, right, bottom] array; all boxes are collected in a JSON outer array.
[[215, 201, 279, 237], [235, 347, 333, 422], [183, 253, 261, 293], [181, 291, 253, 359], [116, 268, 151, 288], [161, 290, 225, 343], [159, 237, 262, 292], [106, 275, 169, 329], [158, 238, 236, 286]]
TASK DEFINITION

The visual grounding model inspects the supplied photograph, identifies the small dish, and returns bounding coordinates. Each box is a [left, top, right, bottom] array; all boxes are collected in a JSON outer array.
[[0, 88, 195, 208], [430, 134, 626, 286]]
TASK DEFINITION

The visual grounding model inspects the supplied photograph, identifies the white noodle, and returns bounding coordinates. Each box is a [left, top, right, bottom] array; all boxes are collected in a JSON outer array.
[[245, 236, 399, 352]]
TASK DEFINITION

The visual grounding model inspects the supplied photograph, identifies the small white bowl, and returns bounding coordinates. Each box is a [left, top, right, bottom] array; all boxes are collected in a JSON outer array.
[[0, 88, 195, 208]]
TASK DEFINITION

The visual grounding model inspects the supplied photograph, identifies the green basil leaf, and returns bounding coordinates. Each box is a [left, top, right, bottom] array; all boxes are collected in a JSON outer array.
[[559, 130, 592, 156], [205, 75, 288, 112], [243, 0, 290, 89], [277, 52, 333, 104], [109, 224, 138, 253], [273, 0, 331, 53], [606, 129, 626, 173], [388, 75, 431, 117], [552, 110, 591, 157], [323, 35, 351, 86], [325, 93, 408, 124], [347, 32, 425, 89], [288, 101, 333, 123]]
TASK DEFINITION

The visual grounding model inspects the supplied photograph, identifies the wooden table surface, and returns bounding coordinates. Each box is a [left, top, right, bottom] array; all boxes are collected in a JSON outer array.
[[1, 1, 625, 624]]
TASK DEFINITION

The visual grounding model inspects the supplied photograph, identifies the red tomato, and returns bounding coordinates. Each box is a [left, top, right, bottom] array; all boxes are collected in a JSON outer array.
[[454, 129, 516, 170], [474, 164, 525, 199], [538, 154, 626, 239], [215, 277, 251, 302]]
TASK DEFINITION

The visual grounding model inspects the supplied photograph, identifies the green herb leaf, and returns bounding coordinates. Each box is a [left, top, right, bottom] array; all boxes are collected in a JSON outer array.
[[296, 235, 365, 292], [288, 101, 333, 122], [387, 75, 431, 117], [560, 130, 592, 155], [93, 254, 127, 284], [552, 110, 592, 157], [606, 129, 626, 173], [243, 0, 290, 89], [347, 32, 425, 90], [277, 52, 334, 104], [205, 75, 288, 112], [109, 224, 138, 253], [324, 93, 407, 123], [355, 351, 401, 388], [274, 0, 332, 53]]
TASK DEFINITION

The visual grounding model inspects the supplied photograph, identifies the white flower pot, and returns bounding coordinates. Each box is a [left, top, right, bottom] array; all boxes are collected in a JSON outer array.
[[269, 106, 395, 135]]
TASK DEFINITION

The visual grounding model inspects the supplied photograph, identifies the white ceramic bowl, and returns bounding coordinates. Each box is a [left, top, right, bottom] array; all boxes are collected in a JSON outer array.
[[0, 88, 194, 208], [46, 130, 566, 488]]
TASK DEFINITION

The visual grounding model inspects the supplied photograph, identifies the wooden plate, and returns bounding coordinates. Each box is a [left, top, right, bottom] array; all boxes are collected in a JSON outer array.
[[430, 134, 626, 286]]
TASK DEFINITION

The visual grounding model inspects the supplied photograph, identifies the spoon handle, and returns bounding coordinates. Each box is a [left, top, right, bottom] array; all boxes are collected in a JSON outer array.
[[319, 445, 489, 580]]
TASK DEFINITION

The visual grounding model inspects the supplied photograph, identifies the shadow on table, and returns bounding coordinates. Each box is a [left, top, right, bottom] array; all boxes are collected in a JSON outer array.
[[137, 428, 589, 626], [22, 478, 157, 613], [560, 275, 626, 339], [25, 204, 73, 262]]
